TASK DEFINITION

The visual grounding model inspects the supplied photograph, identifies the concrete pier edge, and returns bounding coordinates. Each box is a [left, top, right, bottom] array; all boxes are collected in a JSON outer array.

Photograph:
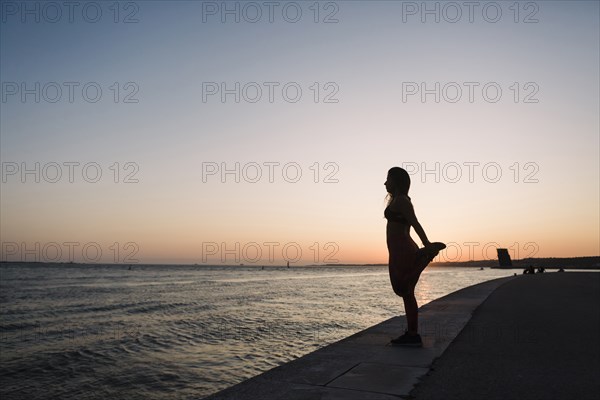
[[204, 275, 517, 399]]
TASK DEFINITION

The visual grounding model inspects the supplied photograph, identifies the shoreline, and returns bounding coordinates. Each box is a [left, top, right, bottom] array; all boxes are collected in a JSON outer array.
[[2, 258, 599, 270], [205, 272, 599, 399], [204, 276, 516, 399]]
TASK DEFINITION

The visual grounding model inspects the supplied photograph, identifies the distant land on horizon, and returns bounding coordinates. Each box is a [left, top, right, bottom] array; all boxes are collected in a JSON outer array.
[[1, 256, 599, 269], [322, 256, 600, 269]]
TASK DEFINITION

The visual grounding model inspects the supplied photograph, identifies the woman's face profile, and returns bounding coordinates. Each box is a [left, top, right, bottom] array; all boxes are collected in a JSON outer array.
[[385, 174, 392, 193]]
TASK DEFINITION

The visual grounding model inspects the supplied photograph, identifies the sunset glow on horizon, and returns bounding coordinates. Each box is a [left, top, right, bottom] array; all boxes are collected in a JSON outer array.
[[1, 1, 598, 265]]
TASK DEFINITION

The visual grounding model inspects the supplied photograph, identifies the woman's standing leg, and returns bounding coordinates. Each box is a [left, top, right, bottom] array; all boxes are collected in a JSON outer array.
[[402, 288, 418, 335]]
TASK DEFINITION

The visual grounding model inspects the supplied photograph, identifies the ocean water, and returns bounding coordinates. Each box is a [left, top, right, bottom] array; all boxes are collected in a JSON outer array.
[[0, 263, 516, 399]]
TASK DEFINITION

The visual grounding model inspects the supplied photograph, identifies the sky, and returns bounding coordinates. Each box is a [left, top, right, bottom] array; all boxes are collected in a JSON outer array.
[[1, 0, 599, 265]]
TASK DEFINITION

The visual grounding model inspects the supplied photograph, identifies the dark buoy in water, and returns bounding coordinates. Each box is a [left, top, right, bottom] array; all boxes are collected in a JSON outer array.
[[287, 261, 290, 268]]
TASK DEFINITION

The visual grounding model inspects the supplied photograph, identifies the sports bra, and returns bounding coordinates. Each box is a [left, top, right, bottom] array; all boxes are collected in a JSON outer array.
[[384, 206, 409, 224]]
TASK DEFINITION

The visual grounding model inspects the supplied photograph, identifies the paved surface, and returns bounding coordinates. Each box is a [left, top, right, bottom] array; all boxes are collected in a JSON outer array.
[[204, 276, 515, 399], [410, 272, 600, 400]]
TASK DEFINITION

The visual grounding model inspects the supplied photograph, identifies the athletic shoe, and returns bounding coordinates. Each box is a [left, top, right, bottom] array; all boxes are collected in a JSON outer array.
[[390, 331, 423, 347]]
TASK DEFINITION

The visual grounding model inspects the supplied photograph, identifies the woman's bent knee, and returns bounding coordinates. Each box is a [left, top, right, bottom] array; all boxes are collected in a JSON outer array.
[[391, 280, 414, 297]]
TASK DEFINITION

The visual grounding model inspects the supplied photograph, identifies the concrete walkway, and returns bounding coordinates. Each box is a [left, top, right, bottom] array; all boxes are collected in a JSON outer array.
[[204, 275, 515, 399], [410, 272, 600, 400]]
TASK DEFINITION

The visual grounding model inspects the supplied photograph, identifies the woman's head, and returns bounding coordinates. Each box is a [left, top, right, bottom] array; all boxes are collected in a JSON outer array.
[[385, 167, 411, 200]]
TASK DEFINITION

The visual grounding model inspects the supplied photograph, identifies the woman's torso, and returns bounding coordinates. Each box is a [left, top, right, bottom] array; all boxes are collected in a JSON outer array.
[[385, 201, 411, 237]]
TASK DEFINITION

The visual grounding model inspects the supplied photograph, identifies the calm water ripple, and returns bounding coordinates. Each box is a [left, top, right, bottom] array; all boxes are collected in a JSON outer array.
[[1, 263, 515, 399]]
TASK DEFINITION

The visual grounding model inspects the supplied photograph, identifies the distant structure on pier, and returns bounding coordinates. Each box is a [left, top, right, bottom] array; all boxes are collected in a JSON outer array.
[[496, 248, 513, 267]]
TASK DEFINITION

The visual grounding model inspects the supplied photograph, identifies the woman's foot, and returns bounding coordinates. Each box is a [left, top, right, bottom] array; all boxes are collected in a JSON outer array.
[[390, 331, 423, 347], [423, 242, 446, 256], [416, 242, 446, 266]]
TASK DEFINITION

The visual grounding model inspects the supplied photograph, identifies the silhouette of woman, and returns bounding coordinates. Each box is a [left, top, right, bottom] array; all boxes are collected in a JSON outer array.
[[384, 167, 445, 347]]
